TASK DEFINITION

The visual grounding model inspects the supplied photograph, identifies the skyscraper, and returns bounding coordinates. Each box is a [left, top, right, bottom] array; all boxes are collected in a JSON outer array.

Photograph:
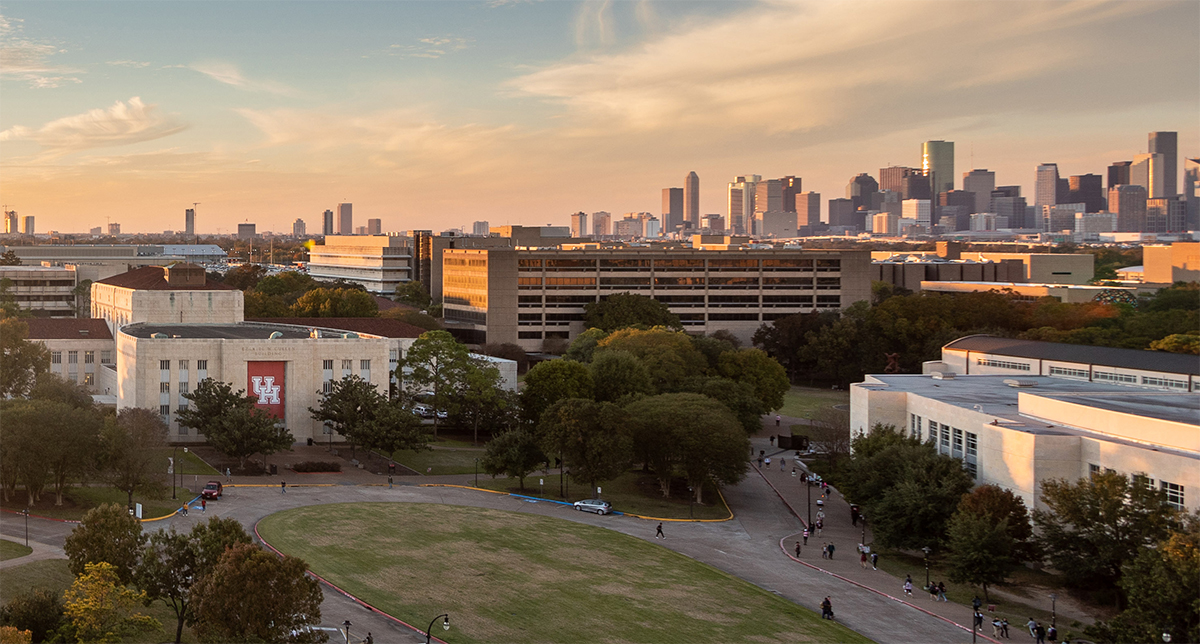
[[991, 187, 1026, 228], [1145, 198, 1186, 233], [592, 212, 611, 236], [846, 173, 879, 210], [796, 192, 820, 229], [961, 169, 995, 214], [1148, 131, 1178, 196], [367, 218, 382, 235], [322, 209, 334, 235], [683, 171, 700, 227], [570, 212, 588, 238], [1109, 184, 1148, 232], [1184, 158, 1200, 230], [293, 218, 306, 236], [662, 187, 683, 233], [727, 175, 760, 235], [780, 176, 801, 213], [938, 190, 974, 230], [1107, 161, 1132, 188], [879, 166, 930, 200], [1035, 163, 1060, 209], [21, 216, 34, 235], [108, 223, 121, 235], [337, 203, 353, 235], [922, 140, 955, 194], [3, 210, 17, 234], [1067, 174, 1105, 213], [1131, 153, 1165, 198], [827, 198, 855, 228], [472, 221, 490, 236], [184, 208, 195, 236]]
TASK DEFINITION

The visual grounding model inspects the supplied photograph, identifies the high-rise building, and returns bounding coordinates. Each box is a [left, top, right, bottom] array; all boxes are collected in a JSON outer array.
[[879, 166, 930, 201], [1108, 161, 1132, 188], [21, 216, 34, 235], [755, 180, 783, 214], [1184, 158, 1200, 230], [237, 223, 256, 240], [366, 218, 382, 235], [1043, 203, 1085, 233], [322, 209, 334, 235], [3, 210, 17, 234], [472, 221, 490, 236], [592, 212, 611, 236], [961, 169, 996, 214], [780, 176, 801, 213], [938, 191, 974, 230], [902, 199, 932, 229], [922, 140, 955, 194], [570, 212, 588, 238], [108, 223, 121, 235], [89, 226, 102, 235], [662, 187, 683, 233], [683, 171, 700, 227], [1109, 184, 1148, 232], [827, 198, 856, 228], [1145, 198, 1186, 233], [293, 218, 306, 236], [1131, 153, 1165, 199], [184, 209, 195, 236], [846, 174, 878, 210], [1148, 131, 1178, 196], [337, 203, 353, 235], [1067, 174, 1105, 213], [796, 192, 821, 229], [991, 187, 1026, 229], [1035, 163, 1060, 209], [702, 214, 724, 232], [727, 175, 760, 235]]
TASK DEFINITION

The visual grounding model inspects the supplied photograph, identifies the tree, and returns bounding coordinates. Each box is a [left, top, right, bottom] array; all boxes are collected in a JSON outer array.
[[0, 250, 21, 266], [253, 271, 317, 303], [589, 350, 654, 403], [595, 328, 707, 392], [480, 428, 545, 491], [480, 342, 528, 373], [0, 589, 64, 643], [71, 279, 92, 318], [356, 400, 427, 455], [452, 359, 518, 445], [290, 287, 378, 317], [397, 330, 472, 437], [181, 379, 294, 470], [308, 375, 386, 456], [956, 484, 1037, 562], [689, 334, 737, 371], [0, 317, 50, 398], [678, 376, 765, 434], [717, 348, 789, 411], [190, 543, 324, 644], [99, 408, 168, 508], [393, 280, 433, 309], [62, 562, 160, 644], [752, 311, 838, 382], [623, 396, 677, 496], [0, 402, 51, 505], [538, 398, 631, 496], [1034, 470, 1181, 595], [945, 510, 1017, 603], [64, 504, 145, 585], [519, 359, 594, 424], [242, 290, 290, 318], [1149, 333, 1200, 355], [583, 292, 681, 332], [3, 400, 100, 505], [29, 373, 94, 409], [563, 328, 608, 363], [378, 307, 443, 331], [220, 265, 267, 290]]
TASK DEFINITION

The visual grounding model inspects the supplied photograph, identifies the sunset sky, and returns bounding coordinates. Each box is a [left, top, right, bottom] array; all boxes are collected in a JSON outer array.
[[1, 1, 1197, 235]]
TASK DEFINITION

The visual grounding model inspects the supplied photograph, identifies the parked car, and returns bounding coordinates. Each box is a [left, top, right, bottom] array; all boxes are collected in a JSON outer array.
[[573, 499, 612, 515], [413, 403, 435, 418], [201, 481, 223, 500]]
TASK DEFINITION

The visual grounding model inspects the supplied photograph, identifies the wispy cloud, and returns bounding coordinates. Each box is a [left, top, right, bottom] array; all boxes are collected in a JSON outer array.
[[106, 60, 151, 68], [0, 14, 81, 87], [190, 61, 297, 95], [574, 0, 614, 49], [0, 97, 187, 157], [388, 36, 472, 59]]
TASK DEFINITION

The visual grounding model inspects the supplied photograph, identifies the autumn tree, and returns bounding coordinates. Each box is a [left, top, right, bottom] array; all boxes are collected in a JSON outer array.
[[538, 398, 632, 497], [99, 408, 168, 508], [63, 562, 160, 644], [190, 543, 324, 644], [0, 588, 63, 643], [519, 359, 594, 424], [0, 317, 50, 398], [290, 287, 377, 317], [64, 504, 145, 585], [180, 379, 294, 470]]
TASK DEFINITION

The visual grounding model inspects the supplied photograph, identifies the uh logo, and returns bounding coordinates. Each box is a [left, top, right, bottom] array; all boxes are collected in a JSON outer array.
[[251, 376, 281, 405]]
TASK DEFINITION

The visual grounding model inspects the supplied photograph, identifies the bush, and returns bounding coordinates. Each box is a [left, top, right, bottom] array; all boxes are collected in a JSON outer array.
[[0, 589, 64, 643], [290, 461, 341, 473]]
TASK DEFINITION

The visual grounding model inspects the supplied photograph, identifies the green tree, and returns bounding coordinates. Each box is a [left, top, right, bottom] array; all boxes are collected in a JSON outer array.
[[538, 398, 631, 497], [63, 504, 145, 585], [290, 287, 378, 317], [1033, 470, 1181, 595], [452, 359, 518, 445], [397, 330, 472, 437], [99, 408, 168, 508], [595, 328, 707, 392], [480, 428, 545, 491], [589, 350, 654, 403], [0, 250, 21, 266], [678, 376, 765, 434], [0, 402, 51, 505], [254, 271, 317, 303], [190, 543, 324, 644], [956, 484, 1037, 562], [563, 328, 608, 363], [4, 400, 100, 506], [308, 375, 386, 457], [378, 307, 443, 331], [945, 510, 1016, 603], [583, 292, 681, 332], [181, 379, 294, 470], [356, 400, 427, 455], [393, 280, 433, 309], [480, 342, 528, 373], [62, 562, 160, 644], [0, 317, 50, 398], [220, 265, 267, 290], [717, 348, 789, 411], [71, 279, 92, 318], [519, 359, 594, 424], [0, 589, 63, 643], [29, 373, 94, 410], [689, 333, 737, 371], [242, 290, 290, 317]]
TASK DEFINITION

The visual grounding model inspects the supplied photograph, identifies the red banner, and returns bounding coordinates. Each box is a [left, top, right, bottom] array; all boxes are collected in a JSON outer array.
[[247, 361, 286, 420]]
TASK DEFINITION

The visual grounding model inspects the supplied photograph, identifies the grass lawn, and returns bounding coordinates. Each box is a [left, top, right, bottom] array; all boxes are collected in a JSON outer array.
[[0, 486, 183, 522], [258, 503, 870, 644], [777, 386, 849, 419], [393, 444, 486, 475], [164, 448, 221, 477], [473, 470, 731, 520], [0, 539, 32, 561]]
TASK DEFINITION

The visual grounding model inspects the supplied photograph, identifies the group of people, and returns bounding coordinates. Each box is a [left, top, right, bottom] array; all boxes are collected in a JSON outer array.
[[1025, 617, 1057, 643], [925, 581, 948, 601], [856, 543, 877, 570]]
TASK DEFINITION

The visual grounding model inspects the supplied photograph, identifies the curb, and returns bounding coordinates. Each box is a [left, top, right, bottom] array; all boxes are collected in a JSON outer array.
[[421, 484, 736, 522], [253, 520, 449, 644]]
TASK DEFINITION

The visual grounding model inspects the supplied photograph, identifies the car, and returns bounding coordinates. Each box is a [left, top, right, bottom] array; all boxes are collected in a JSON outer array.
[[412, 403, 435, 418], [573, 499, 612, 515], [201, 481, 223, 500]]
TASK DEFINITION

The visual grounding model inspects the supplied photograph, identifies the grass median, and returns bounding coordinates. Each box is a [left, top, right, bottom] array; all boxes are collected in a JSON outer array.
[[472, 470, 732, 520], [258, 503, 870, 644], [0, 538, 32, 561], [777, 386, 849, 419]]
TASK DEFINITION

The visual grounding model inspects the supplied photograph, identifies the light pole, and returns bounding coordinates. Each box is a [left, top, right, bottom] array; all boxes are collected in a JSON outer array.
[[342, 620, 351, 644], [1050, 593, 1057, 629], [688, 486, 694, 520], [21, 509, 29, 547], [860, 514, 867, 545], [172, 446, 178, 500], [475, 458, 479, 487], [922, 546, 931, 588], [806, 478, 812, 528], [425, 614, 449, 644]]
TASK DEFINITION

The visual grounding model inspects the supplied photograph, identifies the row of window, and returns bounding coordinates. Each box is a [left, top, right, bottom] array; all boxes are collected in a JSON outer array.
[[516, 258, 840, 269], [51, 350, 111, 365], [1089, 464, 1186, 510], [910, 415, 978, 479], [976, 358, 1031, 371]]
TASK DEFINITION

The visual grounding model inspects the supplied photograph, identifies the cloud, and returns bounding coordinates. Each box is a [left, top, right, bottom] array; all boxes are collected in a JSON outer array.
[[388, 36, 472, 59], [0, 13, 82, 87], [574, 0, 614, 49], [190, 61, 297, 95], [0, 97, 187, 156], [107, 60, 151, 68]]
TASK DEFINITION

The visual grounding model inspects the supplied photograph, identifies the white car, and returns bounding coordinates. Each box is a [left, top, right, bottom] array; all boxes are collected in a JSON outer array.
[[573, 499, 612, 515]]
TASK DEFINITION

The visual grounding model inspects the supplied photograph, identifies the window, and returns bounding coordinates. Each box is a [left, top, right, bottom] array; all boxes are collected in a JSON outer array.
[[1089, 463, 1100, 476], [84, 351, 95, 364], [178, 360, 188, 370], [68, 351, 78, 365], [159, 404, 170, 417], [160, 360, 171, 371], [939, 423, 950, 454], [197, 359, 207, 371], [1048, 366, 1088, 379], [323, 360, 333, 370], [965, 431, 977, 460], [160, 382, 171, 393], [323, 380, 334, 394], [1131, 473, 1155, 491], [179, 382, 189, 395], [1161, 481, 1185, 510], [100, 351, 112, 364], [952, 427, 963, 458], [1142, 376, 1188, 390], [1093, 371, 1137, 384], [178, 423, 189, 436], [976, 358, 1030, 371], [518, 331, 543, 339], [360, 360, 370, 371], [84, 373, 94, 386], [910, 414, 923, 441], [52, 351, 62, 364]]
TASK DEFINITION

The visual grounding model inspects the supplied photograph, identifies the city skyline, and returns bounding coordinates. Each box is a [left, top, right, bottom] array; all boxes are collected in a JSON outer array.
[[0, 1, 1197, 234]]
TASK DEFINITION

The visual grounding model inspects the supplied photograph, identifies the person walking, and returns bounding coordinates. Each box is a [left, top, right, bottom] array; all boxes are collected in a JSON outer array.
[[903, 578, 914, 597], [937, 581, 947, 601], [765, 456, 771, 468], [972, 595, 983, 612], [780, 458, 785, 472], [826, 542, 835, 559], [281, 480, 287, 494], [655, 523, 665, 539], [860, 550, 868, 568], [928, 583, 939, 601], [1034, 623, 1046, 644], [992, 617, 1002, 638], [870, 552, 878, 570], [201, 499, 206, 513], [795, 542, 802, 557], [1047, 625, 1057, 643], [974, 610, 985, 632], [180, 503, 188, 517], [821, 543, 828, 559], [1001, 617, 1010, 638], [776, 415, 781, 427], [1027, 618, 1038, 638], [802, 528, 809, 545], [820, 597, 833, 620], [225, 467, 231, 481]]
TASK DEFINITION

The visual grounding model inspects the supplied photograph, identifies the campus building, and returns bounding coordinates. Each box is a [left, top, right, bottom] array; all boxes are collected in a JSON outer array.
[[307, 235, 414, 294], [0, 265, 80, 317], [851, 336, 1199, 513], [442, 245, 871, 350]]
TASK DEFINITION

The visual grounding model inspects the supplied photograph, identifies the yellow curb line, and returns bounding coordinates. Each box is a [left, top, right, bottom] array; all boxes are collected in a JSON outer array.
[[621, 489, 734, 523], [419, 483, 508, 495]]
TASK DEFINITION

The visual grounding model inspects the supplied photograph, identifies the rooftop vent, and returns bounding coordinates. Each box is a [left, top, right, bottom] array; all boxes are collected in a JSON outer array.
[[343, 332, 359, 339], [268, 331, 283, 339], [1003, 379, 1038, 388], [931, 371, 955, 380], [78, 329, 89, 336], [150, 332, 168, 339]]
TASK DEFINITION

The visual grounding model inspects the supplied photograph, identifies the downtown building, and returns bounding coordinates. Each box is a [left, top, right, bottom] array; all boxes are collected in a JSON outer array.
[[441, 244, 870, 350]]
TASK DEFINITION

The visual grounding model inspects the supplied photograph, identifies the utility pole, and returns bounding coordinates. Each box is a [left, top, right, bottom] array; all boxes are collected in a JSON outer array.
[[192, 203, 201, 243]]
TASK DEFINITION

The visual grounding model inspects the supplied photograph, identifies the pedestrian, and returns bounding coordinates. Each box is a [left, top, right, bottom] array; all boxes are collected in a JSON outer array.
[[655, 523, 665, 539], [757, 457, 763, 468], [181, 504, 188, 517], [821, 543, 828, 559], [802, 528, 808, 545], [388, 476, 393, 489], [1047, 625, 1057, 643], [225, 467, 231, 481], [1001, 618, 1010, 638], [780, 458, 785, 472], [770, 435, 775, 446], [816, 519, 823, 537], [281, 480, 287, 494], [1034, 623, 1046, 644], [992, 617, 1002, 637], [928, 583, 938, 601], [972, 595, 982, 612], [820, 596, 833, 620], [201, 499, 206, 513], [827, 542, 835, 559], [860, 550, 868, 568], [1027, 617, 1038, 638], [903, 579, 913, 597], [937, 581, 947, 602], [365, 633, 373, 644], [776, 415, 781, 427], [974, 610, 985, 632], [795, 542, 802, 557], [870, 552, 878, 570], [765, 456, 771, 468]]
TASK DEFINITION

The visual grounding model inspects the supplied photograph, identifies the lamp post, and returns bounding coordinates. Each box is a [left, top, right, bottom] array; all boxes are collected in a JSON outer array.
[[342, 620, 351, 644], [425, 614, 449, 644], [1163, 631, 1172, 642], [688, 486, 694, 520], [172, 446, 178, 500], [21, 509, 29, 547], [475, 458, 479, 487], [1050, 593, 1057, 629], [806, 478, 812, 527], [860, 514, 867, 545], [922, 546, 931, 588]]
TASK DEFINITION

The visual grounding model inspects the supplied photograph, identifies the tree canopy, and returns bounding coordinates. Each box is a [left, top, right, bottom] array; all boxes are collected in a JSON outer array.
[[181, 379, 294, 470], [290, 287, 378, 317], [0, 317, 50, 398], [397, 330, 472, 436], [100, 408, 168, 507], [538, 398, 631, 495], [64, 504, 146, 585], [583, 293, 681, 332], [520, 359, 594, 424]]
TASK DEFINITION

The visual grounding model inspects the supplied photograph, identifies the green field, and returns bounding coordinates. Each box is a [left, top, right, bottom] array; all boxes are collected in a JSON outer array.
[[473, 470, 732, 520], [393, 444, 486, 475], [777, 386, 849, 418], [0, 486, 185, 522], [258, 503, 870, 644], [0, 539, 32, 561]]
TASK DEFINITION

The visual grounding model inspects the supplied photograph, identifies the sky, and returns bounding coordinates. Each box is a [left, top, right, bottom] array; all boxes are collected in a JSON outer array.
[[1, 0, 1197, 235]]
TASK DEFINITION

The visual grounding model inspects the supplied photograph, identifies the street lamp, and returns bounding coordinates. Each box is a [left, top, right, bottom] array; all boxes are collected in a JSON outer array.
[[688, 486, 694, 520], [922, 546, 932, 588], [860, 514, 867, 545], [425, 614, 449, 644], [1050, 593, 1057, 629], [475, 458, 479, 487], [173, 446, 189, 499], [806, 478, 812, 528], [342, 620, 351, 644], [21, 509, 29, 547], [1163, 631, 1171, 642]]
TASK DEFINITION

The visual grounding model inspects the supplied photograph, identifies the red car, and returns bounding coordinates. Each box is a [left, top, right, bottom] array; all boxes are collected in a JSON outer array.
[[201, 481, 223, 500]]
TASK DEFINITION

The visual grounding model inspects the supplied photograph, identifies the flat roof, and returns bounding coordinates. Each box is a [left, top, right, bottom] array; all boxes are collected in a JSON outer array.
[[246, 317, 425, 339], [944, 335, 1200, 376], [121, 323, 361, 340]]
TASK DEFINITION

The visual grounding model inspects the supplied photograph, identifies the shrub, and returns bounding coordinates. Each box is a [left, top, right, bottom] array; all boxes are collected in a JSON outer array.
[[291, 461, 341, 473], [0, 588, 64, 643]]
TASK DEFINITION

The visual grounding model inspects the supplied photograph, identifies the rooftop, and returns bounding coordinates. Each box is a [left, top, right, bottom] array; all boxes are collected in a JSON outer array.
[[95, 265, 237, 291], [246, 317, 426, 339], [944, 335, 1200, 376], [23, 318, 113, 340], [123, 323, 323, 340]]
